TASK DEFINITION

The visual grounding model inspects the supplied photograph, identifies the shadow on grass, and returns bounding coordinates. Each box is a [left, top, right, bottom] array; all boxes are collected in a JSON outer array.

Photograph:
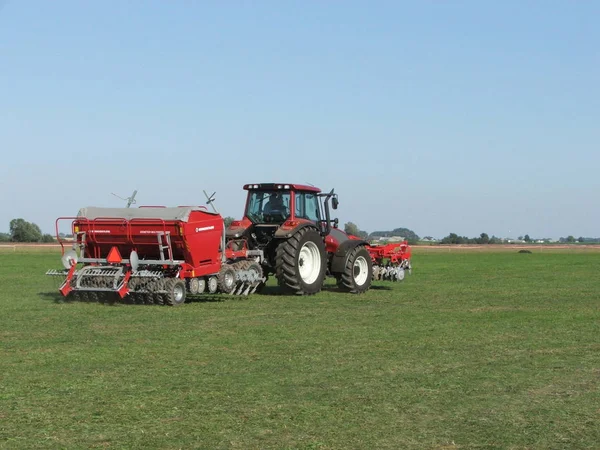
[[39, 291, 69, 303], [254, 285, 294, 296], [38, 291, 227, 306], [319, 284, 394, 292], [39, 290, 121, 306], [368, 284, 395, 291]]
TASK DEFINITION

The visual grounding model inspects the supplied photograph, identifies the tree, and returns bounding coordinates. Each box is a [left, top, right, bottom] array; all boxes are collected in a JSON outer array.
[[340, 222, 368, 240], [344, 222, 360, 237], [223, 216, 235, 228], [524, 234, 531, 242], [41, 234, 55, 243], [0, 232, 10, 242], [356, 230, 369, 239], [577, 236, 585, 243], [477, 233, 490, 244], [518, 236, 524, 241], [441, 233, 459, 244], [9, 219, 42, 242], [566, 235, 576, 243], [391, 227, 419, 243], [371, 227, 419, 245]]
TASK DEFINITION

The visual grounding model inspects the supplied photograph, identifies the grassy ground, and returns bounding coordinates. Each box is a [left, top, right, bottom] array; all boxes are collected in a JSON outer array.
[[1, 250, 599, 449]]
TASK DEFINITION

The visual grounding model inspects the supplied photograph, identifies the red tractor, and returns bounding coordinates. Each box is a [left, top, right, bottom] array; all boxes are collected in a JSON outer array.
[[226, 183, 373, 295]]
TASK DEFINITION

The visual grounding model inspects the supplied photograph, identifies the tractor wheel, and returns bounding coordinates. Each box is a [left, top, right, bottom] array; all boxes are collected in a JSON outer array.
[[337, 245, 373, 294], [275, 227, 326, 295], [164, 278, 186, 306], [218, 265, 237, 294]]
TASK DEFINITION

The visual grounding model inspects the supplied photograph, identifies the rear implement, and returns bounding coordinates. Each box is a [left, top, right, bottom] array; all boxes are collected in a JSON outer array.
[[367, 240, 412, 282]]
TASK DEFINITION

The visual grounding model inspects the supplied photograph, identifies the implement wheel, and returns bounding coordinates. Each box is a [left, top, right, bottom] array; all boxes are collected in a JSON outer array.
[[218, 265, 237, 294], [275, 227, 326, 295], [337, 245, 373, 294], [164, 279, 186, 306]]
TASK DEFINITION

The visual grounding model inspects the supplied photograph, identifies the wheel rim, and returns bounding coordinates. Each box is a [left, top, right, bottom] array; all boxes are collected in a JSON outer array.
[[353, 256, 369, 286], [208, 277, 218, 293], [189, 278, 199, 294], [248, 264, 261, 282], [174, 283, 185, 303], [224, 270, 235, 290], [298, 241, 321, 284], [197, 279, 206, 294], [397, 268, 405, 281]]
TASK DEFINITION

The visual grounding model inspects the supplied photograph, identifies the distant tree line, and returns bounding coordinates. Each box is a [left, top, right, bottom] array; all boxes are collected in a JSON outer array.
[[1, 219, 55, 243], [558, 236, 599, 243], [344, 223, 420, 244], [440, 232, 501, 244], [439, 233, 600, 245], [370, 227, 420, 243], [4, 216, 597, 246]]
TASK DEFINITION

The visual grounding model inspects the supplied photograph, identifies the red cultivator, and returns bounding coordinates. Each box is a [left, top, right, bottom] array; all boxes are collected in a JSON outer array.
[[367, 240, 412, 282]]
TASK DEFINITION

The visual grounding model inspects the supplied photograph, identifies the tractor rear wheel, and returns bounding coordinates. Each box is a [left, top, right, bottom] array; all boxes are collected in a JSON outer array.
[[337, 245, 373, 294], [164, 278, 186, 306], [275, 227, 326, 295]]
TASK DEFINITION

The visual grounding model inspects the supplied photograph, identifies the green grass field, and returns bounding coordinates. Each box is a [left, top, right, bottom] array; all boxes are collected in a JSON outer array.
[[1, 250, 599, 449]]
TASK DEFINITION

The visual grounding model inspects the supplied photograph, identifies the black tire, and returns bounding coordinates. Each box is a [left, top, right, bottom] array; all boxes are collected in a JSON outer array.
[[150, 279, 164, 305], [164, 278, 186, 306], [336, 245, 373, 294], [218, 265, 237, 294], [245, 261, 263, 281], [242, 260, 264, 293], [234, 260, 264, 280], [275, 227, 326, 295]]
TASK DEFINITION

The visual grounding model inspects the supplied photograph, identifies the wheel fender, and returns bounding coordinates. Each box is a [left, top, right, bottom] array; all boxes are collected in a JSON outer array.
[[330, 240, 368, 274], [274, 220, 317, 239]]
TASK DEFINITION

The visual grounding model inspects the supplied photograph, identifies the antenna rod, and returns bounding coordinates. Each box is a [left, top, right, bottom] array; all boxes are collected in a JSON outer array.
[[127, 190, 138, 208], [203, 190, 219, 213], [111, 190, 138, 208]]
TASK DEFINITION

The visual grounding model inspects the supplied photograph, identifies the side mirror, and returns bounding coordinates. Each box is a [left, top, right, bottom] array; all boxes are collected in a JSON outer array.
[[332, 197, 339, 210]]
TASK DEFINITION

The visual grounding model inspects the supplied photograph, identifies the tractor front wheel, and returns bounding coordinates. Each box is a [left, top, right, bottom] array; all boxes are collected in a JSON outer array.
[[337, 245, 373, 294], [275, 227, 326, 295]]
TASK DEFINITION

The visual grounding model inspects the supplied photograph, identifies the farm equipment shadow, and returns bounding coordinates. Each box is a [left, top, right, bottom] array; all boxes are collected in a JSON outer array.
[[319, 285, 393, 293], [365, 284, 394, 291], [38, 291, 227, 306]]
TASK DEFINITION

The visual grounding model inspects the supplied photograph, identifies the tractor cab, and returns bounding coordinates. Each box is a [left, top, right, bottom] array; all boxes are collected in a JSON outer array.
[[227, 183, 338, 241]]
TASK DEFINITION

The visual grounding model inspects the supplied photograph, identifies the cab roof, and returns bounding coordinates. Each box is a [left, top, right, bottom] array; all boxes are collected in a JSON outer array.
[[243, 183, 321, 193]]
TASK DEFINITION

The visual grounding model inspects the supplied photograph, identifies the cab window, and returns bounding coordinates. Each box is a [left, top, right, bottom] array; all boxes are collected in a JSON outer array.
[[295, 192, 321, 222]]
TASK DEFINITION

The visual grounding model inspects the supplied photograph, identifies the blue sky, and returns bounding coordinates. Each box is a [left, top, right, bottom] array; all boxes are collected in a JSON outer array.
[[1, 1, 598, 239]]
